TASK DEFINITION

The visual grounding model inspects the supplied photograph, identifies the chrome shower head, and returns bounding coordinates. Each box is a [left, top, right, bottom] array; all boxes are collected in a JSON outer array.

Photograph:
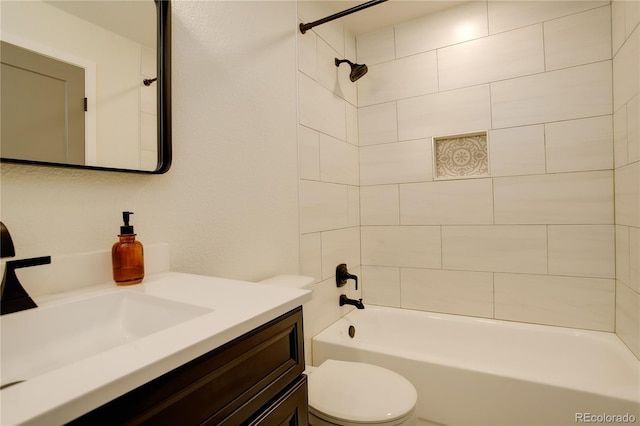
[[335, 58, 368, 82]]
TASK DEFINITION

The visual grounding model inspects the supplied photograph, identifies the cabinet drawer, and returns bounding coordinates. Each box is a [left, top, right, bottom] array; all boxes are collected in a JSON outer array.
[[68, 307, 304, 426], [248, 376, 308, 426]]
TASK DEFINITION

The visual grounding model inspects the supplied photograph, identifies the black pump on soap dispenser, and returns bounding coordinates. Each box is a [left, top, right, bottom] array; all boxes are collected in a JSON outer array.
[[112, 211, 144, 285]]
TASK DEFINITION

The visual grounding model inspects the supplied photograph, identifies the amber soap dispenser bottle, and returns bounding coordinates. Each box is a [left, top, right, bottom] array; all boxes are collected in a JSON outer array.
[[112, 211, 144, 285]]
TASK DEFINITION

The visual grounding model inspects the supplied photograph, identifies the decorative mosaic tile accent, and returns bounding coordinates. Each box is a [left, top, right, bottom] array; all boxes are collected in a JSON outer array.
[[433, 132, 489, 180]]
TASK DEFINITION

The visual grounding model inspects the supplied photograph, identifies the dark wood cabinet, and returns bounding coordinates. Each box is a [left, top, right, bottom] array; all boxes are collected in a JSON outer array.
[[68, 307, 308, 426]]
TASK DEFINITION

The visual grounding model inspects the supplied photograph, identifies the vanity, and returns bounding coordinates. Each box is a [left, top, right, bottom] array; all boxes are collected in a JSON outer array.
[[69, 307, 307, 425], [0, 272, 312, 425]]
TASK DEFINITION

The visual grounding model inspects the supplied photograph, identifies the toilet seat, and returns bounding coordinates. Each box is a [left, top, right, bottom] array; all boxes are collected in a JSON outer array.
[[307, 360, 417, 425]]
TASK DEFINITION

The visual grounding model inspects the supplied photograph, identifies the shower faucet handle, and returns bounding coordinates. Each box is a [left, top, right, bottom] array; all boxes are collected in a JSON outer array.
[[336, 263, 358, 290]]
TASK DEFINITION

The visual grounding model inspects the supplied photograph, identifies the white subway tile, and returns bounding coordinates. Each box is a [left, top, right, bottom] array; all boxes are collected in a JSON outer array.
[[616, 225, 631, 286], [300, 233, 322, 283], [304, 277, 347, 340], [612, 1, 626, 54], [347, 185, 360, 227], [358, 51, 438, 107], [298, 125, 320, 180], [356, 27, 395, 65], [360, 140, 432, 185], [548, 225, 615, 278], [298, 27, 317, 78], [315, 19, 344, 58], [491, 61, 612, 128], [299, 180, 349, 233], [630, 227, 640, 293], [400, 268, 494, 318], [544, 6, 611, 71], [342, 31, 358, 105], [298, 73, 346, 140], [398, 85, 491, 141], [629, 94, 640, 163], [361, 225, 441, 268], [614, 105, 629, 167], [395, 1, 488, 58], [399, 179, 494, 225], [317, 37, 355, 104], [319, 134, 359, 185], [345, 30, 357, 64], [615, 162, 640, 227], [346, 103, 358, 146], [321, 227, 360, 279], [626, 0, 640, 39], [616, 281, 640, 358], [438, 24, 544, 91], [493, 171, 614, 224], [489, 125, 546, 177], [358, 102, 398, 146], [613, 25, 639, 111], [495, 273, 614, 331], [362, 265, 401, 307], [442, 225, 548, 274], [361, 185, 400, 225], [488, 1, 609, 34], [545, 116, 613, 173]]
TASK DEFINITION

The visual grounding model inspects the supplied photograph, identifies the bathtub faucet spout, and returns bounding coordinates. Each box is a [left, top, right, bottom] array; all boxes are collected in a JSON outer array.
[[340, 294, 365, 309]]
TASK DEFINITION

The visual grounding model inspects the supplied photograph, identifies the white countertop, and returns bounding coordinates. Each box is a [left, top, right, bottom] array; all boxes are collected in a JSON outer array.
[[0, 271, 311, 425]]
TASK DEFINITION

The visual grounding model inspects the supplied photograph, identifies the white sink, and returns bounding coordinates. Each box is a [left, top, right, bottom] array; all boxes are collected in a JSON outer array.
[[0, 290, 213, 387]]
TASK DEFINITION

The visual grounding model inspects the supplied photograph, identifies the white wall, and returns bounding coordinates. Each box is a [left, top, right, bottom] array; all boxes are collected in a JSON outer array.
[[1, 1, 300, 288], [356, 1, 621, 334], [612, 0, 640, 359]]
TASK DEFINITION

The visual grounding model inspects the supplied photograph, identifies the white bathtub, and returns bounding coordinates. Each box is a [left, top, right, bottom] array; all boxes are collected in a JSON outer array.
[[312, 306, 640, 425]]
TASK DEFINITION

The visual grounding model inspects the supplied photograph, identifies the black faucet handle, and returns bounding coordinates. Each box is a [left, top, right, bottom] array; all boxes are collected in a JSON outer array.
[[1, 222, 16, 258], [5, 256, 52, 270], [336, 263, 359, 290]]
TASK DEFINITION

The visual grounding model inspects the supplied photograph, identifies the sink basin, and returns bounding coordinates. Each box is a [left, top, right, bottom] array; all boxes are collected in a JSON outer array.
[[0, 291, 213, 387]]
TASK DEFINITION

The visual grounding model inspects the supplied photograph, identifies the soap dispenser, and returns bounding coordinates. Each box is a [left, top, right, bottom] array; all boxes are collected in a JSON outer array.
[[112, 211, 144, 285]]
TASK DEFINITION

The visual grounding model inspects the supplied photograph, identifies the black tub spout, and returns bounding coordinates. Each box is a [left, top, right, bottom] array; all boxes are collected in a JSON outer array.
[[340, 294, 365, 309]]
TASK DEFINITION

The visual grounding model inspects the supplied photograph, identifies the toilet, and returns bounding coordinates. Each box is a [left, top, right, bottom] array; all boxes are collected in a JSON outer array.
[[257, 275, 418, 426]]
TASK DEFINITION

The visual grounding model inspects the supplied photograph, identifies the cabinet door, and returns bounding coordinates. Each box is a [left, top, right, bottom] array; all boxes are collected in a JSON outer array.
[[248, 376, 308, 426]]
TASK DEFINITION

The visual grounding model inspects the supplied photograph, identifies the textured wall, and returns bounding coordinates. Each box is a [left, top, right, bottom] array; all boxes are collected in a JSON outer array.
[[0, 1, 301, 289]]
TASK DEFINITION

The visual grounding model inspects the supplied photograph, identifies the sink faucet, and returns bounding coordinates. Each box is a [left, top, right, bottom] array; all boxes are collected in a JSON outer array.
[[1, 222, 51, 315], [339, 294, 365, 309]]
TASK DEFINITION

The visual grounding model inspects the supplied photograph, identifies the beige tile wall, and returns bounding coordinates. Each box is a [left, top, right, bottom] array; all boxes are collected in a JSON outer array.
[[298, 0, 639, 361], [612, 0, 640, 359], [296, 1, 362, 364], [356, 1, 624, 335]]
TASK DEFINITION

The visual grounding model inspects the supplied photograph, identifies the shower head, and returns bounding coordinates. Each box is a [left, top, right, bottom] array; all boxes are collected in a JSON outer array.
[[335, 58, 368, 82]]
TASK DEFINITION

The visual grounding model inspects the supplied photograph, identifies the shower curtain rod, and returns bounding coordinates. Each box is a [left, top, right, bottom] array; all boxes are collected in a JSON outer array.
[[299, 0, 388, 34]]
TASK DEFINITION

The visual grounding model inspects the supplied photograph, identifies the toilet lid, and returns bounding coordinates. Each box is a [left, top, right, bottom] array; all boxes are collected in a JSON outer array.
[[307, 360, 417, 424]]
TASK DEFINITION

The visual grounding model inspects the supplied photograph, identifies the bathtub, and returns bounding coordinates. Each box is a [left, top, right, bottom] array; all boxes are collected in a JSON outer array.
[[312, 306, 640, 425]]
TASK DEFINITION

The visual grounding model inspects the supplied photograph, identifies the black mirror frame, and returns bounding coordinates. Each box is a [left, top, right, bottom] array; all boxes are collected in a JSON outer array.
[[1, 0, 172, 174]]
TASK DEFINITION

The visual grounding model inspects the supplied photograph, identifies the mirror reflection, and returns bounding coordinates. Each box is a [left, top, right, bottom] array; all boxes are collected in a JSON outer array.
[[1, 0, 163, 172]]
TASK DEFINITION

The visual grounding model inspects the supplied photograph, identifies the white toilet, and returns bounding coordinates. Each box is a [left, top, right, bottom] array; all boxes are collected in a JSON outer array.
[[257, 275, 418, 426]]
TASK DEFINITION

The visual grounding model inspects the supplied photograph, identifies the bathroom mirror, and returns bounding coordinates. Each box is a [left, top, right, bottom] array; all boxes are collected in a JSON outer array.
[[0, 0, 171, 174]]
